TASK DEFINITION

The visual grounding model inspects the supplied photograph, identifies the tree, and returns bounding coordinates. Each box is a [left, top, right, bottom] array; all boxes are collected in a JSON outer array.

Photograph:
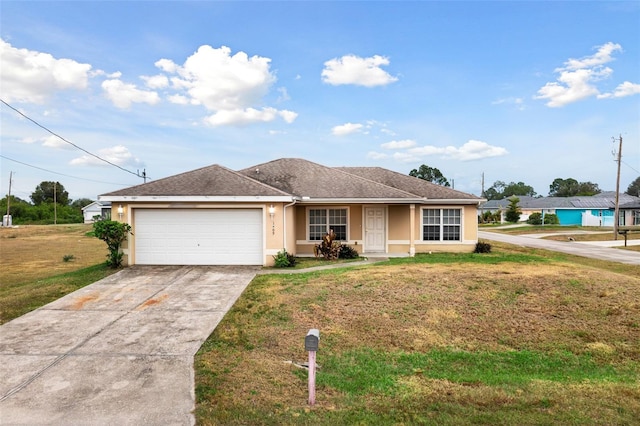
[[30, 181, 70, 206], [93, 220, 132, 268], [626, 176, 640, 196], [505, 197, 521, 223], [484, 181, 536, 200], [409, 165, 450, 187], [549, 178, 601, 197], [71, 198, 94, 209]]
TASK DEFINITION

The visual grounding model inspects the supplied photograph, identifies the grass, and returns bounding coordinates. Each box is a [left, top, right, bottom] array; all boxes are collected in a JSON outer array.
[[195, 245, 640, 425], [0, 263, 116, 324], [2, 224, 638, 422], [0, 224, 116, 324], [269, 256, 366, 270]]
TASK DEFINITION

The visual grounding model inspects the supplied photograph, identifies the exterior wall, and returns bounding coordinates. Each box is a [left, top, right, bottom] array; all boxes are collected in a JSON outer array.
[[557, 209, 583, 226], [117, 201, 481, 265], [411, 204, 478, 254], [294, 204, 364, 256], [115, 202, 280, 266]]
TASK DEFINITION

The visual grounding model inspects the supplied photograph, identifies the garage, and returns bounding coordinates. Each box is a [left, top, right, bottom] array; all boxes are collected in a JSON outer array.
[[134, 209, 263, 265]]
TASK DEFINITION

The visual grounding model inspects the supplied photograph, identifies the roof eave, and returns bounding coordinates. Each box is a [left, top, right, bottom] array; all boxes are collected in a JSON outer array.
[[98, 195, 294, 203], [297, 197, 483, 205]]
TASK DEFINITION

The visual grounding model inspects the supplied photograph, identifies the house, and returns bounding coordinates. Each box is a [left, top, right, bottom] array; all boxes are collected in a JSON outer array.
[[620, 199, 640, 227], [479, 192, 640, 226], [98, 158, 484, 266], [81, 201, 111, 223]]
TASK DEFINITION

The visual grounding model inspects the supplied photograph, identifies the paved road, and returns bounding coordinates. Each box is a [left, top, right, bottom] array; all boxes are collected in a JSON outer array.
[[0, 265, 258, 425], [479, 231, 640, 265]]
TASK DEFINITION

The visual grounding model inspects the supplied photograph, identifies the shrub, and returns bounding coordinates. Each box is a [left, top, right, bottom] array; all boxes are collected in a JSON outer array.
[[474, 241, 492, 253], [273, 249, 297, 268], [93, 220, 132, 268], [314, 230, 341, 260], [62, 254, 75, 262], [527, 212, 560, 225], [339, 245, 359, 259], [527, 212, 543, 225]]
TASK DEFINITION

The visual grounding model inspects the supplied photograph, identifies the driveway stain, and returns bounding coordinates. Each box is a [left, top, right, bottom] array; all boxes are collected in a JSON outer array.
[[71, 294, 99, 310], [137, 294, 168, 310]]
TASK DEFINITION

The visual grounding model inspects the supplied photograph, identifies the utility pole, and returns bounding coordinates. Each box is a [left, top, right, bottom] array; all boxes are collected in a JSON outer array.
[[613, 135, 622, 240], [5, 171, 12, 226], [481, 172, 485, 198], [54, 181, 57, 225]]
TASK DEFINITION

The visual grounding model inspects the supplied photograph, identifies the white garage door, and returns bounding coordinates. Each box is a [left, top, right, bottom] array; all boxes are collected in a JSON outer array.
[[134, 209, 263, 265]]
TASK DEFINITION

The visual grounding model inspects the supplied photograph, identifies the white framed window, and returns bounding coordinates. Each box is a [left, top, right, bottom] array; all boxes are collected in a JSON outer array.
[[308, 208, 348, 240], [422, 208, 461, 241]]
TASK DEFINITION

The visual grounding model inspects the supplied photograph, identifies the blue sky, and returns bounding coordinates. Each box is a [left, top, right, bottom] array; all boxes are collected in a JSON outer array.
[[1, 1, 639, 202]]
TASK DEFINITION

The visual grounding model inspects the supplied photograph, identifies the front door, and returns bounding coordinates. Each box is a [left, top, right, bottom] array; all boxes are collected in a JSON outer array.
[[365, 207, 385, 252]]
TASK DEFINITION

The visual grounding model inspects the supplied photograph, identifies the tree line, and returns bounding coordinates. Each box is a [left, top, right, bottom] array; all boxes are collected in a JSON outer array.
[[409, 164, 640, 201], [2, 181, 93, 225]]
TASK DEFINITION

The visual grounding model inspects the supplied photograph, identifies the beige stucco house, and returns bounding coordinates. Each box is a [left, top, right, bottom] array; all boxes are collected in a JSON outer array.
[[99, 158, 484, 266]]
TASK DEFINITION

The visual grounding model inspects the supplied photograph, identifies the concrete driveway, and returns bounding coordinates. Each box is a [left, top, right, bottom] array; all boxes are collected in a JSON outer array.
[[0, 265, 258, 425], [479, 231, 640, 265]]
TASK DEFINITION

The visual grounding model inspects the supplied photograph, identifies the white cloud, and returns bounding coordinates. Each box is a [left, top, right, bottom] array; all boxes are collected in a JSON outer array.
[[141, 74, 169, 89], [101, 79, 161, 109], [598, 81, 640, 99], [204, 107, 298, 126], [322, 54, 398, 87], [70, 145, 143, 167], [152, 45, 295, 126], [534, 42, 638, 107], [332, 122, 364, 136], [167, 94, 189, 105], [0, 38, 92, 104], [42, 135, 73, 150], [492, 97, 525, 110], [561, 42, 622, 71], [158, 45, 276, 111], [391, 152, 418, 163], [408, 140, 508, 161], [367, 151, 388, 160], [381, 139, 417, 149]]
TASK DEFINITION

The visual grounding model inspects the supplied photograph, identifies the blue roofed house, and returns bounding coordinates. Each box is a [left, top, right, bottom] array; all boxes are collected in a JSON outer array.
[[479, 192, 640, 226]]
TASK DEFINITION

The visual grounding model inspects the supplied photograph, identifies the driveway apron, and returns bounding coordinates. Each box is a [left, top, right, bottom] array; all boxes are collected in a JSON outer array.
[[0, 265, 258, 425]]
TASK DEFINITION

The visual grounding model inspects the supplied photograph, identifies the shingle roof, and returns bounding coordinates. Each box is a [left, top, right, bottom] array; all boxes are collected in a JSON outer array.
[[100, 158, 481, 202], [101, 164, 289, 197], [238, 158, 422, 200], [480, 193, 640, 210], [336, 166, 482, 200]]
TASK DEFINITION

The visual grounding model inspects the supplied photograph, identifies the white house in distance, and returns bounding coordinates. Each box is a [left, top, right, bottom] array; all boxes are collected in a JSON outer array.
[[81, 201, 111, 223]]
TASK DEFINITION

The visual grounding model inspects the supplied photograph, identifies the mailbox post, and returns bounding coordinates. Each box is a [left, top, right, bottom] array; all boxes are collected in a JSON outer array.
[[305, 329, 320, 406]]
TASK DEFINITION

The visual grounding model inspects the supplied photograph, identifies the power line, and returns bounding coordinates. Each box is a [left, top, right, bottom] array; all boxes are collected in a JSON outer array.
[[1, 98, 149, 180], [0, 154, 133, 186], [621, 160, 640, 176]]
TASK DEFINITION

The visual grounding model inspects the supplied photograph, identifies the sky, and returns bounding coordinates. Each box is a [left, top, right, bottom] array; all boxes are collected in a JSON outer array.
[[1, 1, 639, 202]]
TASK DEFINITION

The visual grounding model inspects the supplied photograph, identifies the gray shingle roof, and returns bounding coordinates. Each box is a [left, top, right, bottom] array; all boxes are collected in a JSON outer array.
[[238, 158, 421, 200], [101, 164, 289, 197], [480, 193, 640, 210], [100, 158, 482, 202], [337, 166, 482, 200]]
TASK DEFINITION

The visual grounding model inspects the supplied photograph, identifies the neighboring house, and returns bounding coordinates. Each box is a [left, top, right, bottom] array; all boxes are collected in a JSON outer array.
[[81, 201, 111, 223], [620, 199, 640, 227], [98, 158, 484, 266], [479, 191, 640, 226]]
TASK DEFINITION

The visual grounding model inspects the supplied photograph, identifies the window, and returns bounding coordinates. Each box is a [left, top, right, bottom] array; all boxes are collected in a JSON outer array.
[[309, 208, 347, 240], [634, 210, 640, 226], [422, 208, 461, 241]]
